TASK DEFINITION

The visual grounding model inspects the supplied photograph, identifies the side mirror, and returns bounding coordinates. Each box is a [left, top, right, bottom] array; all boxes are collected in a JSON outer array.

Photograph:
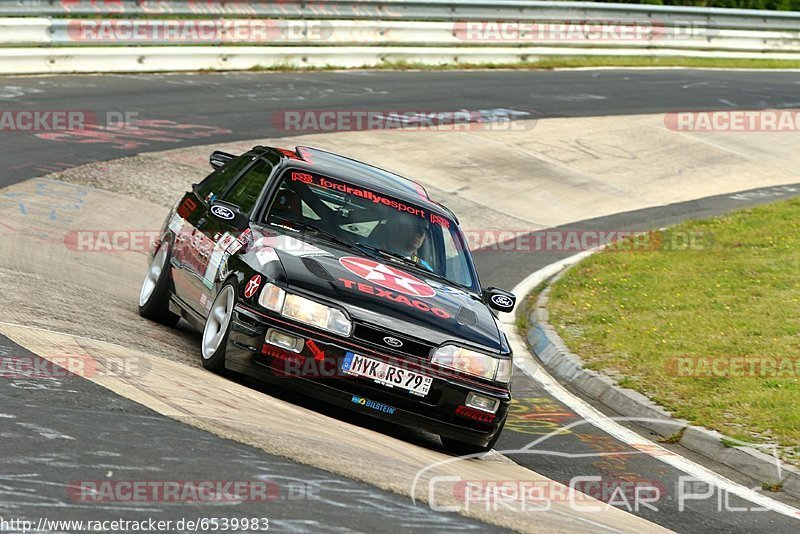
[[210, 200, 249, 230], [484, 287, 516, 313], [210, 150, 235, 169]]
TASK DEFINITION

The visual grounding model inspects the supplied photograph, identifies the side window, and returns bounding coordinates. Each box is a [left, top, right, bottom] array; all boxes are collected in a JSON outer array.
[[195, 154, 253, 204], [222, 159, 272, 214]]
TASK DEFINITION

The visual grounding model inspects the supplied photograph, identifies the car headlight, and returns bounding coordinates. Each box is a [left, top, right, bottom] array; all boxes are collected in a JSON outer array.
[[431, 345, 512, 384], [258, 283, 351, 336]]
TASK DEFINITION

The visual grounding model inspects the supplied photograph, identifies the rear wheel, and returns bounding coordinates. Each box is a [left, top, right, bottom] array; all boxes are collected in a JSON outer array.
[[138, 242, 180, 327], [441, 420, 505, 457], [201, 283, 236, 373]]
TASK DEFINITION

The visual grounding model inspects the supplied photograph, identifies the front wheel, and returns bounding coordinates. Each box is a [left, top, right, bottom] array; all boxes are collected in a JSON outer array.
[[138, 241, 180, 327], [441, 420, 505, 457], [201, 283, 236, 373]]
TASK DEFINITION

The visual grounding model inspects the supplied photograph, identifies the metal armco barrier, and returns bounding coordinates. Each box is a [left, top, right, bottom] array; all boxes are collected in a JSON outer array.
[[1, 0, 800, 74]]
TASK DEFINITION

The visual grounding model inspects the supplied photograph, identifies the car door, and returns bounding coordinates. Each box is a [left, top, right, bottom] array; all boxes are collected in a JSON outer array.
[[171, 153, 254, 313], [192, 157, 275, 314]]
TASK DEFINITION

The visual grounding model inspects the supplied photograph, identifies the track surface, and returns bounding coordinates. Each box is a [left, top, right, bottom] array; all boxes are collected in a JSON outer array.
[[2, 70, 800, 532]]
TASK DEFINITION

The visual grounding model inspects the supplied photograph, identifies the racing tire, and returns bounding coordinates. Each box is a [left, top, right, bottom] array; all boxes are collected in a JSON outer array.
[[138, 241, 180, 327], [441, 420, 505, 457], [200, 282, 236, 374]]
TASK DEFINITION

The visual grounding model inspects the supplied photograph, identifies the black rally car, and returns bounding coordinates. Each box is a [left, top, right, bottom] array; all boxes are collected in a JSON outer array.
[[139, 146, 516, 455]]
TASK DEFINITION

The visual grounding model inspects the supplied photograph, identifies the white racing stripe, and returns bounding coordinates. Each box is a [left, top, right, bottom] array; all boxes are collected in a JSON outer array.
[[499, 253, 800, 520]]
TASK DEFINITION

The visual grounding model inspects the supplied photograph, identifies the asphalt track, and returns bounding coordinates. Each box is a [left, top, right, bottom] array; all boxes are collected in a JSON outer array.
[[2, 70, 800, 532]]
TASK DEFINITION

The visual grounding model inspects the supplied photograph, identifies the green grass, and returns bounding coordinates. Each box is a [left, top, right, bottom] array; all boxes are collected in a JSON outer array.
[[233, 56, 800, 72], [547, 197, 800, 463], [522, 55, 800, 70]]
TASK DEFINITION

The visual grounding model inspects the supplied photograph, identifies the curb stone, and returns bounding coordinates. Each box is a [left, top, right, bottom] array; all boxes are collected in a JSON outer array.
[[526, 265, 800, 500]]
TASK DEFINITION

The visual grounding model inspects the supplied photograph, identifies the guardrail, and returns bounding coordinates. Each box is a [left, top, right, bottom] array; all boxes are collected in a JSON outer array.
[[1, 1, 800, 74]]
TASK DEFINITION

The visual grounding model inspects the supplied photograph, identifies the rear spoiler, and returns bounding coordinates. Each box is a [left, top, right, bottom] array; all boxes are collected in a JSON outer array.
[[210, 150, 236, 169]]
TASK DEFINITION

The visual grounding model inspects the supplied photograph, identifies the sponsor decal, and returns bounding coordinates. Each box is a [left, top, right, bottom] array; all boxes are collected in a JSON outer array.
[[255, 247, 280, 266], [211, 204, 235, 220], [351, 395, 396, 415], [430, 213, 450, 229], [306, 339, 325, 361], [490, 294, 515, 310], [176, 197, 197, 218], [338, 278, 451, 319], [226, 227, 250, 255], [339, 256, 435, 298], [383, 336, 403, 348], [455, 405, 496, 423], [290, 172, 428, 220], [203, 232, 235, 287], [244, 275, 262, 298], [262, 344, 303, 362], [173, 224, 214, 280], [291, 171, 313, 183]]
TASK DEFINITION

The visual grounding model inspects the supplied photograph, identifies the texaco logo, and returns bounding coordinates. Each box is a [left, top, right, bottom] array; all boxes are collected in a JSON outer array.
[[244, 274, 262, 298], [339, 257, 435, 298]]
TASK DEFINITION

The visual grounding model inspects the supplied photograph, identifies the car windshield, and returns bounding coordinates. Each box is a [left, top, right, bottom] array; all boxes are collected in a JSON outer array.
[[264, 169, 477, 290]]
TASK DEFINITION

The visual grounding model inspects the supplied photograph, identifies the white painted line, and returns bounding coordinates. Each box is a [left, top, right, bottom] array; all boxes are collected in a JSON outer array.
[[500, 252, 800, 520]]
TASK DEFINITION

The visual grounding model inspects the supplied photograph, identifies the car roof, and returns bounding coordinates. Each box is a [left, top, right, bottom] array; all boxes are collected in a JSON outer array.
[[254, 145, 459, 222]]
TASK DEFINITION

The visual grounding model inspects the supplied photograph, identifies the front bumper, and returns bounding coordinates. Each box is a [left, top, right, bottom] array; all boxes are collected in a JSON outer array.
[[225, 304, 510, 447]]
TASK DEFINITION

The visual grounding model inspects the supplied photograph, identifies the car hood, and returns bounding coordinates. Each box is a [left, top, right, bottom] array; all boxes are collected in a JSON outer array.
[[248, 228, 504, 352]]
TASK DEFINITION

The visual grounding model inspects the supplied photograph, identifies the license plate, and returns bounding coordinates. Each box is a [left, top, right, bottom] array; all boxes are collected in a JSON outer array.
[[342, 352, 432, 397]]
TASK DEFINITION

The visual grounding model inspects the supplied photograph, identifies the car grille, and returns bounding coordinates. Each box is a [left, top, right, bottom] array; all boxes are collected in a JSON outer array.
[[351, 323, 433, 360]]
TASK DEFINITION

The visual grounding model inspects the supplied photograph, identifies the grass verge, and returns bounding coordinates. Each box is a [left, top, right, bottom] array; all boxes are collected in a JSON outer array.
[[546, 197, 800, 465], [239, 56, 800, 72]]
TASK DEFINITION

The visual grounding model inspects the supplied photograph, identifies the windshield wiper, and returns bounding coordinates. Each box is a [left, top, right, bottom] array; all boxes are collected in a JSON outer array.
[[269, 217, 354, 249], [353, 242, 441, 276]]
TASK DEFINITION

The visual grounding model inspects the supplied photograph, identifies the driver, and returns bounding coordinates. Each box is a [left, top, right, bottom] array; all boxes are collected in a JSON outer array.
[[394, 216, 432, 270]]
